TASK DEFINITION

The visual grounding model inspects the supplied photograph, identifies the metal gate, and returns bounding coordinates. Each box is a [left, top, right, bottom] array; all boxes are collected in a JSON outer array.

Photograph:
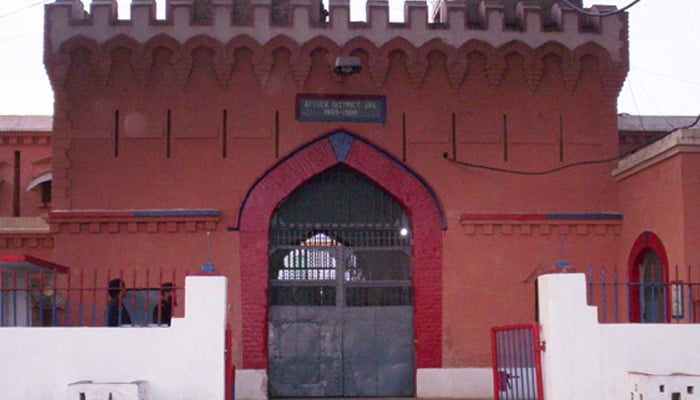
[[267, 165, 414, 398], [491, 323, 544, 400]]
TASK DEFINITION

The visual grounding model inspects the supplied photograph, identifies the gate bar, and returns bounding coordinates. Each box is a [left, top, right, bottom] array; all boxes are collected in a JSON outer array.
[[491, 322, 544, 400]]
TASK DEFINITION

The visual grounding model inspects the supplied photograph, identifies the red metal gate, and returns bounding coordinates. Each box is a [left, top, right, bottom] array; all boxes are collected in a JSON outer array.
[[491, 322, 544, 400]]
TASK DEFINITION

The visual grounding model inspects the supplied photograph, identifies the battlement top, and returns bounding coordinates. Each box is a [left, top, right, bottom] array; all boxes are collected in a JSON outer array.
[[45, 0, 627, 61]]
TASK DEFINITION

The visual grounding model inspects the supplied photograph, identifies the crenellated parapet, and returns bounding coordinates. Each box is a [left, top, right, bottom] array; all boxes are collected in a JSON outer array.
[[45, 0, 628, 79], [43, 34, 627, 97]]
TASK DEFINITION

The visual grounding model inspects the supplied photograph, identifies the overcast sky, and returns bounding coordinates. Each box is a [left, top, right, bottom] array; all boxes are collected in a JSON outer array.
[[0, 0, 698, 117]]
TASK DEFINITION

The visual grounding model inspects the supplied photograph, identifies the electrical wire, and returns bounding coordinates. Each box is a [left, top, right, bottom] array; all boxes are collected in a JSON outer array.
[[0, 31, 38, 43], [632, 66, 700, 87], [444, 113, 700, 176], [559, 0, 643, 17], [0, 0, 52, 20], [631, 68, 670, 127], [622, 65, 700, 129], [626, 71, 646, 132]]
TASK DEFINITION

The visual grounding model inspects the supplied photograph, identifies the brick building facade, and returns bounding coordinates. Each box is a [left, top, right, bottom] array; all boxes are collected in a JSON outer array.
[[1, 0, 698, 398]]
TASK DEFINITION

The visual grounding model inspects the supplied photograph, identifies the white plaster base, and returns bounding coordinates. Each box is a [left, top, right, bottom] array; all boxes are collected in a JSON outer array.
[[235, 367, 494, 399], [417, 368, 493, 399], [628, 372, 700, 400], [235, 369, 268, 400], [66, 380, 148, 400]]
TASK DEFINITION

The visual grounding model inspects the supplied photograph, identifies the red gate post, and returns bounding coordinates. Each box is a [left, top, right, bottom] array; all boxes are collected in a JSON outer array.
[[225, 325, 234, 400]]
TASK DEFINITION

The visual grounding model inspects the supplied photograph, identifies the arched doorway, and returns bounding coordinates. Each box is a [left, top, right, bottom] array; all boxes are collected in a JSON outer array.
[[238, 131, 444, 384], [267, 165, 414, 397], [628, 231, 669, 323]]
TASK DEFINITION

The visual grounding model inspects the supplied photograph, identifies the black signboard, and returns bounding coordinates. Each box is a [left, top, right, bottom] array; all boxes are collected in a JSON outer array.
[[296, 94, 386, 123]]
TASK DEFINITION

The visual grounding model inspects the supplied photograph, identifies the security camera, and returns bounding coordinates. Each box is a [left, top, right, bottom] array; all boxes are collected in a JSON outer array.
[[333, 56, 362, 77]]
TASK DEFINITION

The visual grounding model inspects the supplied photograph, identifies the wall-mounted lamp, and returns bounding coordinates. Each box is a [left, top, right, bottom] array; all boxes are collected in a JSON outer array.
[[333, 56, 362, 77]]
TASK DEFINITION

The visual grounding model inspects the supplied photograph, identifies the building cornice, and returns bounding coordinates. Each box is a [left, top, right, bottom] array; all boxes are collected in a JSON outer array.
[[48, 209, 221, 234], [613, 129, 700, 181], [459, 212, 622, 236], [0, 131, 52, 146]]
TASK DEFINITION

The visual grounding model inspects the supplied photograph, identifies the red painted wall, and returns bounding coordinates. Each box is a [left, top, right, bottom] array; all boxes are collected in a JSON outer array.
[[617, 141, 700, 274], [38, 1, 632, 370], [618, 157, 685, 267], [681, 153, 700, 264], [0, 129, 52, 217], [0, 124, 54, 260]]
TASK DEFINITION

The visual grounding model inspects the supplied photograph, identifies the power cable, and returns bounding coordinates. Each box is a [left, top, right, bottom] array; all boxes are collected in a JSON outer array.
[[444, 113, 700, 175], [628, 66, 697, 130], [559, 0, 642, 17], [625, 71, 646, 132], [0, 30, 38, 43], [632, 66, 700, 87], [0, 0, 52, 20], [631, 68, 669, 126]]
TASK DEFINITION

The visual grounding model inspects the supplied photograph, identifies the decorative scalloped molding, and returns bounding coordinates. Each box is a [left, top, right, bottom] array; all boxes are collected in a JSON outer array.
[[406, 60, 428, 90], [523, 59, 544, 92], [485, 57, 506, 88], [368, 61, 389, 92], [46, 35, 627, 95], [445, 59, 467, 93]]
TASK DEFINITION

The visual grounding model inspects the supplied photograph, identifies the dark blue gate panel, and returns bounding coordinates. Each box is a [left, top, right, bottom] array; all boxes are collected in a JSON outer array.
[[268, 306, 342, 397], [343, 306, 415, 397]]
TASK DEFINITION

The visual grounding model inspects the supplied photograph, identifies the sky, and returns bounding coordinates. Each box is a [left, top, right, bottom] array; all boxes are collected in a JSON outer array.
[[0, 0, 698, 117]]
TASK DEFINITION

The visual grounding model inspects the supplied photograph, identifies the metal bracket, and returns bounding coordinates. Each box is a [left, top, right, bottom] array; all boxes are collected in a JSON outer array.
[[536, 341, 546, 352]]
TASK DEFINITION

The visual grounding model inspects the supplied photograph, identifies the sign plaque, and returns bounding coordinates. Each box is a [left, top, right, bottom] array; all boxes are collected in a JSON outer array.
[[296, 94, 386, 123]]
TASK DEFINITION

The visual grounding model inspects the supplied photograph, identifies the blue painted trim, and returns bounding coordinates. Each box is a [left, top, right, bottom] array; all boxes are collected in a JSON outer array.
[[132, 209, 220, 217], [329, 132, 354, 162], [545, 213, 623, 220]]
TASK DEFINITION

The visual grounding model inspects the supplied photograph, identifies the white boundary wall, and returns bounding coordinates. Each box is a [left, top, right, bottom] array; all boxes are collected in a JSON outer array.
[[20, 272, 697, 400], [0, 276, 227, 400], [539, 273, 700, 400]]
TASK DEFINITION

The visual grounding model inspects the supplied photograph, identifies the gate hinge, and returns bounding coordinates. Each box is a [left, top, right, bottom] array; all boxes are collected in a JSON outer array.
[[536, 341, 546, 352]]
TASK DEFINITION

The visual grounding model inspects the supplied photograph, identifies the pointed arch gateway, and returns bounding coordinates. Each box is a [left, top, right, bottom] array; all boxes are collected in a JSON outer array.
[[238, 131, 444, 384], [628, 231, 670, 323]]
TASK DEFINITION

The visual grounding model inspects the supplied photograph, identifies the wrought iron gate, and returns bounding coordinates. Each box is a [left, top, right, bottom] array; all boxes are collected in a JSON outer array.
[[267, 165, 414, 398]]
